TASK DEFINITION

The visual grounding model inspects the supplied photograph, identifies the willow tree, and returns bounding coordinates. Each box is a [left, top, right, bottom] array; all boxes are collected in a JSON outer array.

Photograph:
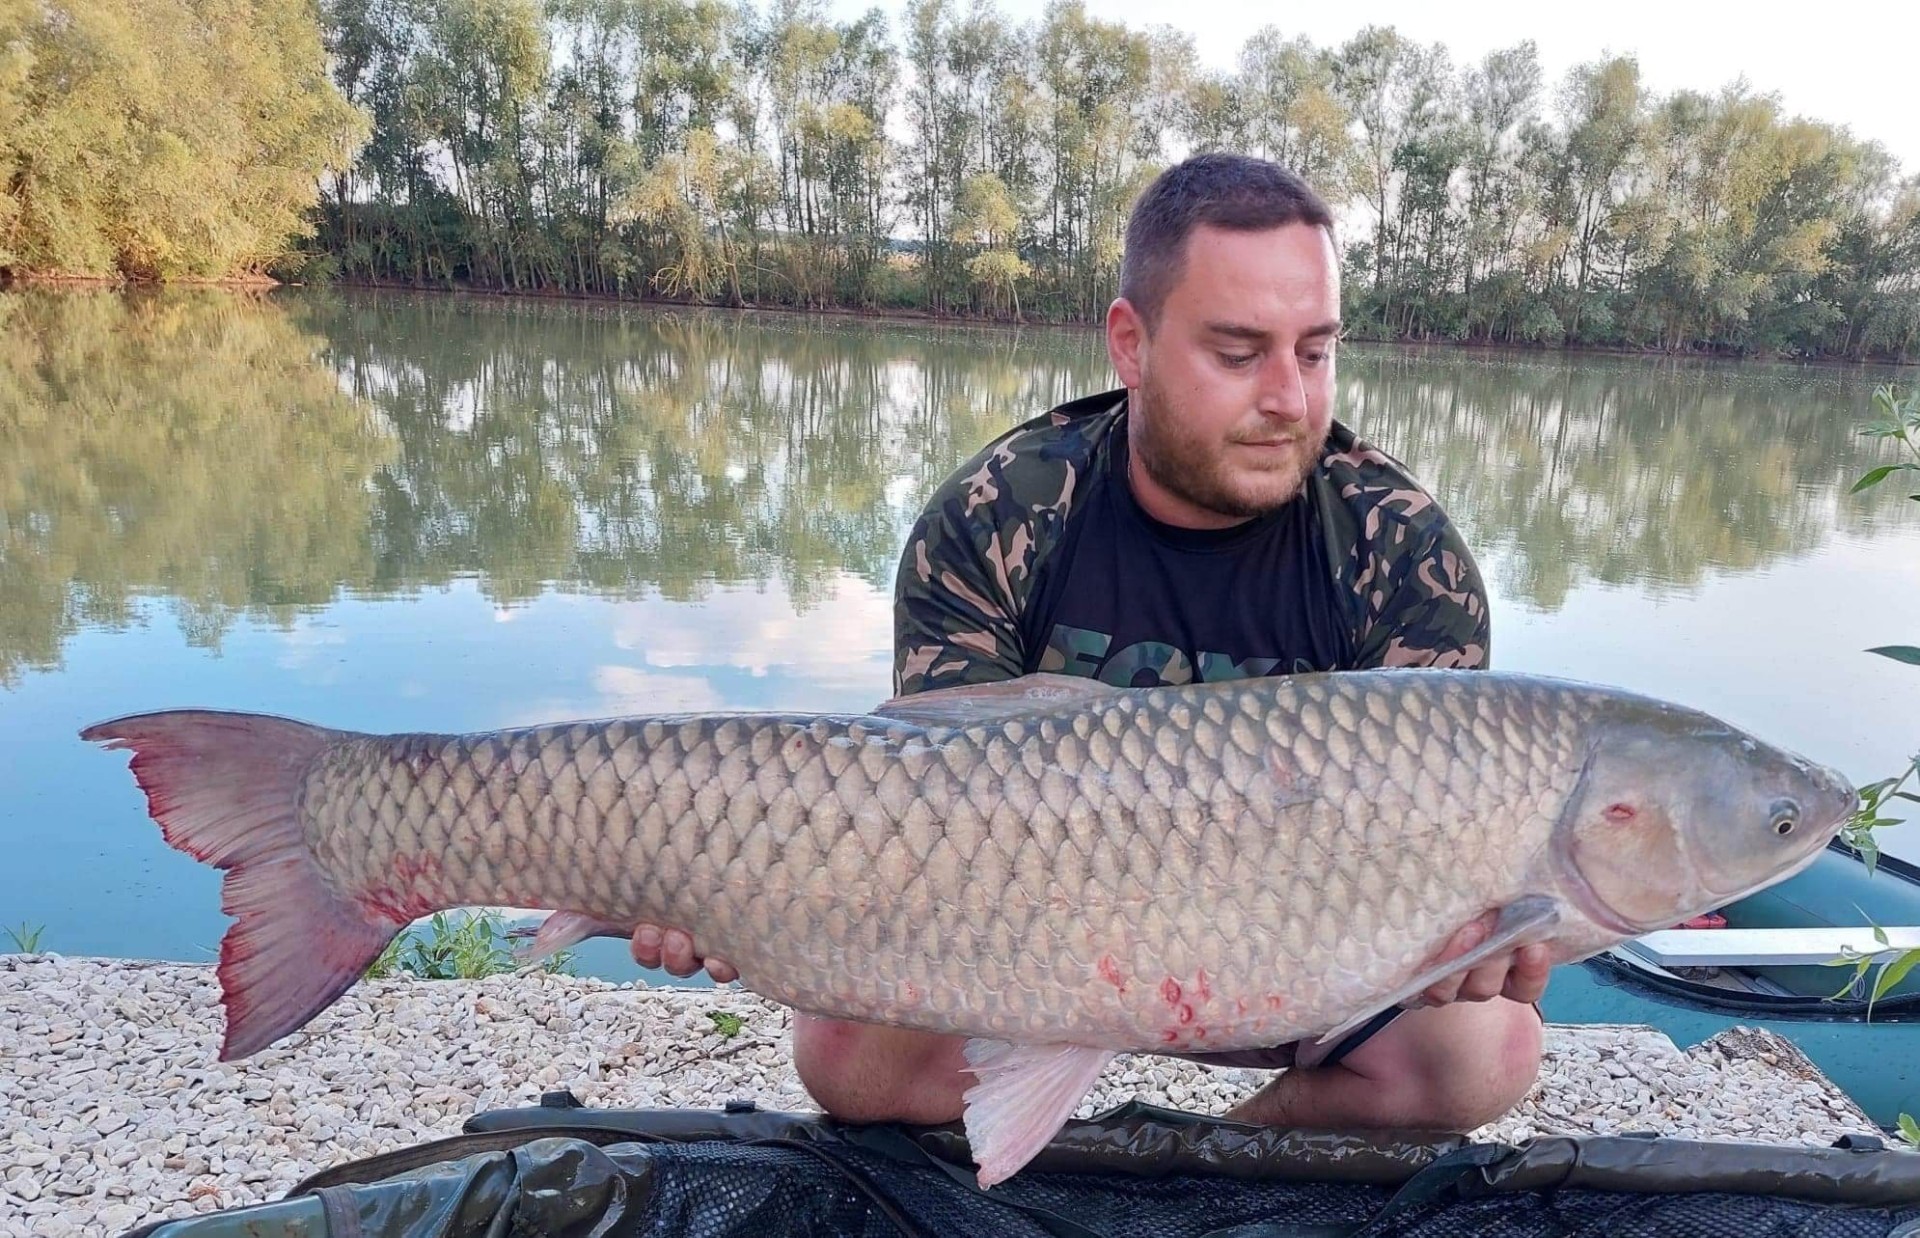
[[0, 0, 365, 280]]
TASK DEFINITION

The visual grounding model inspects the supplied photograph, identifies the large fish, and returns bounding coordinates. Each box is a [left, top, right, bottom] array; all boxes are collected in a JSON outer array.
[[83, 669, 1857, 1185]]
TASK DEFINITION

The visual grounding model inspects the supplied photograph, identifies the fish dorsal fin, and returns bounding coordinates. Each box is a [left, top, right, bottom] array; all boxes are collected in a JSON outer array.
[[870, 673, 1119, 728]]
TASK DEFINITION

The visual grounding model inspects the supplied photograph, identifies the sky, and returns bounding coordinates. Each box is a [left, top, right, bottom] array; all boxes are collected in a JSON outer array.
[[827, 0, 1920, 175]]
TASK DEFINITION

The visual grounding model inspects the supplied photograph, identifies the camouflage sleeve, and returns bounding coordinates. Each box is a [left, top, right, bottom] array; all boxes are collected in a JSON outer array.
[[892, 498, 1027, 694], [1322, 436, 1492, 671], [891, 407, 1102, 696], [1351, 516, 1492, 670]]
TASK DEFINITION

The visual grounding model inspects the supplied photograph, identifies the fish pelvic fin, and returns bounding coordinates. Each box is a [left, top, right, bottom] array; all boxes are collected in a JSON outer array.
[[1305, 894, 1562, 1060], [961, 1039, 1116, 1188], [507, 910, 636, 963], [81, 709, 403, 1060]]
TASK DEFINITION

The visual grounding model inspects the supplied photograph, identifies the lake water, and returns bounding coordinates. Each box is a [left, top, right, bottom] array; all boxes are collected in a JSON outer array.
[[3, 288, 1917, 982]]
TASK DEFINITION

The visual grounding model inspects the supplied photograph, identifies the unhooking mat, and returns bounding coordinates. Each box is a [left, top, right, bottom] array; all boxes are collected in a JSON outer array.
[[118, 1093, 1920, 1238]]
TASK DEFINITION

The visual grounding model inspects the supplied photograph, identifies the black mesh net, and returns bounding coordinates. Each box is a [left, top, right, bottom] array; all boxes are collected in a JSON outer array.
[[491, 1137, 1920, 1238], [122, 1104, 1920, 1238]]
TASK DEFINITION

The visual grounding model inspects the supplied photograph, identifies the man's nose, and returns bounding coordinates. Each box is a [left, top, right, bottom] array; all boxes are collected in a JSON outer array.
[[1256, 353, 1308, 422]]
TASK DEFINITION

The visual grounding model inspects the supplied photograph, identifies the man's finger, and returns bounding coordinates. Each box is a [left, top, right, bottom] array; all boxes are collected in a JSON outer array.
[[1456, 957, 1510, 1003], [1421, 973, 1466, 1006], [662, 928, 699, 977], [1504, 945, 1552, 1003], [1441, 916, 1490, 964], [708, 957, 740, 984], [630, 924, 663, 968]]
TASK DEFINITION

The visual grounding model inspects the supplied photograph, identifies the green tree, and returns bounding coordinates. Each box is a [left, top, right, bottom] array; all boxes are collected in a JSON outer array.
[[1, 0, 365, 281]]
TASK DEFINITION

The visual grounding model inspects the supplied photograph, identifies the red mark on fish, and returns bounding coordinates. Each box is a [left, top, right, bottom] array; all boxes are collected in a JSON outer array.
[[1097, 955, 1125, 990], [1175, 1003, 1194, 1025], [1194, 969, 1212, 1002], [390, 852, 440, 888], [1160, 978, 1182, 1006]]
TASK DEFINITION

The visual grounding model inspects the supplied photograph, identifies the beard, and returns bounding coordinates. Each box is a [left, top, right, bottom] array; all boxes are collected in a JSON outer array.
[[1128, 370, 1328, 521]]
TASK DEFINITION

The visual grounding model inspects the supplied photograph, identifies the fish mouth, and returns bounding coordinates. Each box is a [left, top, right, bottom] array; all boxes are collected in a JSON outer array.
[[1699, 838, 1834, 910]]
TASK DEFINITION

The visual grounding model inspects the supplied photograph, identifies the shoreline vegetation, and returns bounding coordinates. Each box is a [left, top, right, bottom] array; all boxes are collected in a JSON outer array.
[[0, 1, 1916, 364], [6, 271, 1915, 371]]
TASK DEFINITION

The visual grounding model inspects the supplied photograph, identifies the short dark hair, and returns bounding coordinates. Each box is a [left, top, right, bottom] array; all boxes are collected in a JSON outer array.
[[1118, 153, 1336, 330]]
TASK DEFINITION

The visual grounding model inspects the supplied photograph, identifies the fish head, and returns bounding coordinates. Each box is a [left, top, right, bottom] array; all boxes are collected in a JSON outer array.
[[1553, 706, 1859, 935]]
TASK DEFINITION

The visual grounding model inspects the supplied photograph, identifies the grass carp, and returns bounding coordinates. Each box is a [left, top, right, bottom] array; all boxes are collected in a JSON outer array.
[[83, 668, 1858, 1185]]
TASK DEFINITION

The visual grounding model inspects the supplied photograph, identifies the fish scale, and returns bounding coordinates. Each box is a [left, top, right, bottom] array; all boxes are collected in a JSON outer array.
[[84, 667, 1857, 1187], [303, 679, 1509, 1045]]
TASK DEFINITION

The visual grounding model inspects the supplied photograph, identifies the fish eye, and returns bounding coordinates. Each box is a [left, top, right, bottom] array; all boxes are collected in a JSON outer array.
[[1769, 798, 1800, 836]]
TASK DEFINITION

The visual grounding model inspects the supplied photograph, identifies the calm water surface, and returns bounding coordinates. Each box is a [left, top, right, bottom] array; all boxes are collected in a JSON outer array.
[[3, 289, 1917, 979]]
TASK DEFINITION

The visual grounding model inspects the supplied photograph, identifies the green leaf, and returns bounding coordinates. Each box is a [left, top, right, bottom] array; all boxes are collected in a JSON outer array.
[[1899, 1113, 1920, 1149], [1871, 950, 1920, 1004], [1868, 646, 1920, 667], [1852, 465, 1901, 491]]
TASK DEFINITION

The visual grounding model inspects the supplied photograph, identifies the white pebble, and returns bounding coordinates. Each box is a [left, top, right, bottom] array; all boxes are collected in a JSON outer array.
[[0, 955, 1885, 1238]]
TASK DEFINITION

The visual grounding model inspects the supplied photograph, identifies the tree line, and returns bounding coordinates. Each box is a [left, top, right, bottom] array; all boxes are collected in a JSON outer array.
[[3, 0, 1917, 360]]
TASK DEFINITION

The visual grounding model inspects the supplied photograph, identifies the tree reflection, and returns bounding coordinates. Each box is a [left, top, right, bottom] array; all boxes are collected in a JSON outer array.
[[3, 288, 1912, 679], [1338, 347, 1914, 608], [0, 290, 393, 685]]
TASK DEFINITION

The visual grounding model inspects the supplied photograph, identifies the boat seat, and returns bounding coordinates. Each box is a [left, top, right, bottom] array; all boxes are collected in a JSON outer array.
[[1627, 926, 1920, 968]]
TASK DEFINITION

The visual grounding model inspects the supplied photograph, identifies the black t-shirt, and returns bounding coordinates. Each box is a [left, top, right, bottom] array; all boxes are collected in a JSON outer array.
[[1022, 419, 1352, 685], [891, 389, 1492, 697]]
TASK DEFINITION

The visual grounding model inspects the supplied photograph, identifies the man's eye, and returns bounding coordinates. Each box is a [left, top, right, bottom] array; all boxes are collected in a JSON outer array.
[[1219, 353, 1256, 368], [1301, 350, 1329, 366]]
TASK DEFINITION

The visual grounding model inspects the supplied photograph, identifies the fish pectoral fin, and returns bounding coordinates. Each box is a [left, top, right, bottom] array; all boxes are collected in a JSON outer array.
[[871, 673, 1121, 728], [1309, 895, 1563, 1051], [507, 910, 636, 963], [961, 1039, 1116, 1188]]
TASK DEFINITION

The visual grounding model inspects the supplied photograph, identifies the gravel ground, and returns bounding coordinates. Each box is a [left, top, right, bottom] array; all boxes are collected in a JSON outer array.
[[0, 953, 1889, 1237]]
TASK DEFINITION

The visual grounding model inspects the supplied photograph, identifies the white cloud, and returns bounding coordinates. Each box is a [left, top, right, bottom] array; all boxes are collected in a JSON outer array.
[[612, 571, 896, 704], [498, 665, 727, 727]]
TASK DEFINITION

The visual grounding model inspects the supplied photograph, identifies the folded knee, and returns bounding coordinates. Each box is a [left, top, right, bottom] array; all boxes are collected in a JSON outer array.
[[792, 1016, 970, 1126], [1422, 1003, 1543, 1130]]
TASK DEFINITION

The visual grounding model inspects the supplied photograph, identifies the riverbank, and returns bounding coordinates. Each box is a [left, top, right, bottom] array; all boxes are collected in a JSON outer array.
[[0, 954, 1888, 1237], [269, 278, 1920, 368]]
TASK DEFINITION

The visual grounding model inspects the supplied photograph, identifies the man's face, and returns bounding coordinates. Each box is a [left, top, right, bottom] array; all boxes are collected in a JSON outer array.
[[1107, 222, 1341, 529]]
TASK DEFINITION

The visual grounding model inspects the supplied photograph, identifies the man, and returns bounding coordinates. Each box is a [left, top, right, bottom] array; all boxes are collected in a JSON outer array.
[[632, 152, 1547, 1134]]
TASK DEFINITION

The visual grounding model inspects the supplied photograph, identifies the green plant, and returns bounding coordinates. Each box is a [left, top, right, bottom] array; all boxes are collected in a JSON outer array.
[[1843, 383, 1920, 1145], [706, 1010, 747, 1039], [1824, 922, 1920, 1017], [3, 923, 45, 953], [361, 911, 578, 981], [1841, 384, 1920, 872]]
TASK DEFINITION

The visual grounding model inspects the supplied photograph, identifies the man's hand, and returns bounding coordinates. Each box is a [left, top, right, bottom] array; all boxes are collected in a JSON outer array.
[[1414, 912, 1552, 1007], [630, 923, 737, 984]]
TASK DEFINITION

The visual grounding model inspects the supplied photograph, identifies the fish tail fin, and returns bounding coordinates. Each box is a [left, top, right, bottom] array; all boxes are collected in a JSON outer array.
[[81, 709, 405, 1060]]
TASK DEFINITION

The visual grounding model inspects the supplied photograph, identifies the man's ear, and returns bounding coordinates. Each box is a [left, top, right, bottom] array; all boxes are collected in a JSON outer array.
[[1106, 297, 1148, 389]]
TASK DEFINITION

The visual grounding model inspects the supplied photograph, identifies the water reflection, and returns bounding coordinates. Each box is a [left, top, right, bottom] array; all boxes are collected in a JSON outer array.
[[0, 291, 393, 686], [1, 289, 1913, 684], [1341, 347, 1912, 608]]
